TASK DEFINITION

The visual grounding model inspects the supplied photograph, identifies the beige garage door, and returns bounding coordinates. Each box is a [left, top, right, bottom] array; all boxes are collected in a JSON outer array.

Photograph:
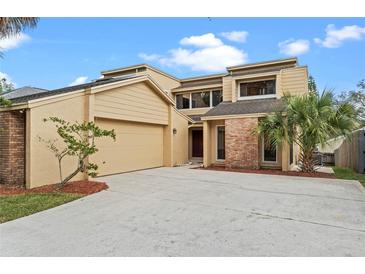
[[94, 118, 164, 176]]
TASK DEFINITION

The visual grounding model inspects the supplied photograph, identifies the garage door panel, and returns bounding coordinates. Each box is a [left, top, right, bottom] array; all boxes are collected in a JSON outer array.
[[94, 118, 164, 176]]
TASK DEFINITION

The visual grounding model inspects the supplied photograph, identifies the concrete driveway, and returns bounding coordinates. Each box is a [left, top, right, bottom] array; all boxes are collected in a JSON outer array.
[[1, 167, 365, 256]]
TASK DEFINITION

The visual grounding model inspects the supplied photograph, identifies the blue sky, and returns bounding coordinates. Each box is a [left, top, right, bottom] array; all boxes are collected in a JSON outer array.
[[0, 17, 364, 94]]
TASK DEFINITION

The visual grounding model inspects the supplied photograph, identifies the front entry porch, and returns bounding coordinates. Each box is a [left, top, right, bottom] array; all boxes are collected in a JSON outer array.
[[201, 117, 294, 171]]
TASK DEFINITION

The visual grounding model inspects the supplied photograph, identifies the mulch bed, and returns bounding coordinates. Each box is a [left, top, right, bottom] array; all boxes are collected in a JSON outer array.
[[0, 180, 108, 196], [198, 166, 336, 179]]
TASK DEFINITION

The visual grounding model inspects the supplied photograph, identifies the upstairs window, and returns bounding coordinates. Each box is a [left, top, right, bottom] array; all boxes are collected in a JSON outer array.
[[192, 92, 210, 108], [176, 94, 190, 109], [239, 80, 276, 98], [212, 90, 223, 106], [176, 89, 222, 109]]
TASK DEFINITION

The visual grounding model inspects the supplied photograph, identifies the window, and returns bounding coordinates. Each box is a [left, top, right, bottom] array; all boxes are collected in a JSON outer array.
[[217, 126, 225, 160], [176, 94, 190, 109], [262, 136, 277, 162], [192, 92, 210, 108], [176, 89, 222, 109], [239, 80, 276, 98], [212, 90, 223, 106]]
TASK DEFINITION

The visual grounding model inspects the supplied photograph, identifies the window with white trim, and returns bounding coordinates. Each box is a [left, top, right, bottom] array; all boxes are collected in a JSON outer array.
[[192, 91, 210, 108], [217, 126, 225, 160], [239, 80, 276, 99], [262, 135, 277, 163], [176, 90, 222, 109], [176, 94, 190, 109]]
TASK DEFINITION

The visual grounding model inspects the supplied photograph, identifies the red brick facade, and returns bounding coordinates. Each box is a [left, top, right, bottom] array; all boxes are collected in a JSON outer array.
[[225, 118, 259, 169], [0, 110, 26, 186]]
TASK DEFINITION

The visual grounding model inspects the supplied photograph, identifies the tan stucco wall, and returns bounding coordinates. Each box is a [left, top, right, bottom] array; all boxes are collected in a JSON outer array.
[[27, 93, 87, 188], [203, 119, 225, 166], [280, 66, 308, 96], [146, 68, 180, 96], [220, 66, 308, 103], [94, 82, 169, 125], [222, 75, 233, 102], [172, 109, 189, 166], [25, 80, 185, 188]]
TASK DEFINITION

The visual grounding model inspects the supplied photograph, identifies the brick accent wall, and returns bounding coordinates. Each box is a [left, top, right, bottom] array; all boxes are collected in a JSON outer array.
[[0, 110, 26, 186], [225, 118, 259, 169]]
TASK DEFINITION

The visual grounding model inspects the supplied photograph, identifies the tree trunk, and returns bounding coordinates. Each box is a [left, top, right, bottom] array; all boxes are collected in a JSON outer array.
[[299, 149, 316, 173], [58, 158, 85, 189]]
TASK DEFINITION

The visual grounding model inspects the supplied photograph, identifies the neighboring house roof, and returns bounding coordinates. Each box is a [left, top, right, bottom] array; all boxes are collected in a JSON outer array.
[[9, 75, 140, 105], [203, 98, 285, 118], [2, 86, 49, 100]]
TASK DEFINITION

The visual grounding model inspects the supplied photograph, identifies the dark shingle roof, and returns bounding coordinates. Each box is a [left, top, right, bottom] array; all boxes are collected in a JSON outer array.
[[203, 98, 285, 117], [188, 115, 204, 122], [9, 75, 140, 105], [3, 86, 49, 100]]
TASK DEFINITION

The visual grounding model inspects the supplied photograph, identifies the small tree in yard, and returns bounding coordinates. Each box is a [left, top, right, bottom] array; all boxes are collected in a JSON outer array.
[[256, 91, 358, 173], [0, 78, 13, 107], [39, 117, 116, 188]]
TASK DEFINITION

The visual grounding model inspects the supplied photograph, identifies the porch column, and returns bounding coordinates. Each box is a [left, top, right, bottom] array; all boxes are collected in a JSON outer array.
[[281, 139, 290, 171], [203, 120, 211, 167]]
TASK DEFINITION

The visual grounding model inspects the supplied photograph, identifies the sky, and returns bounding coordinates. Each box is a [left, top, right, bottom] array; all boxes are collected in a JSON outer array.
[[0, 17, 364, 94]]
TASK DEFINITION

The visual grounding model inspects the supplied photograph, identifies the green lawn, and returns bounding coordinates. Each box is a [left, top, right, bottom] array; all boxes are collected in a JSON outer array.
[[333, 167, 365, 187], [0, 192, 84, 223]]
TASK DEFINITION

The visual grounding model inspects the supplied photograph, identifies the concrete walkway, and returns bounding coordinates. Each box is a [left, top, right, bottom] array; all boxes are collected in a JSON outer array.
[[1, 167, 365, 256]]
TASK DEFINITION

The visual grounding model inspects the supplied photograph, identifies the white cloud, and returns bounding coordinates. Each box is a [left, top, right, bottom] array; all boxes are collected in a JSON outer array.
[[220, 31, 249, 43], [278, 39, 310, 56], [314, 24, 365, 48], [159, 46, 247, 72], [138, 33, 248, 72], [69, 76, 88, 86], [138, 53, 161, 61], [0, 32, 30, 51], [180, 33, 223, 48], [0, 72, 16, 88]]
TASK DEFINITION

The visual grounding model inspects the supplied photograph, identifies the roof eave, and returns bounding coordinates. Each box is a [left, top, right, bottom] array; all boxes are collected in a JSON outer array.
[[227, 58, 298, 71]]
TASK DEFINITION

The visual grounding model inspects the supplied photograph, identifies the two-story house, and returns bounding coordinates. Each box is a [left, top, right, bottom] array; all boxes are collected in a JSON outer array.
[[0, 57, 308, 188], [172, 57, 308, 171]]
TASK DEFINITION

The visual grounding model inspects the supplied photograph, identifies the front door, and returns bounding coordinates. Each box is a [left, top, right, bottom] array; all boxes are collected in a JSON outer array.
[[192, 130, 203, 157]]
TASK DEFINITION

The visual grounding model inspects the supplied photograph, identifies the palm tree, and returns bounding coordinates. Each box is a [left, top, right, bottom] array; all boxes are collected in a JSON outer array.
[[0, 17, 39, 38], [256, 91, 358, 173]]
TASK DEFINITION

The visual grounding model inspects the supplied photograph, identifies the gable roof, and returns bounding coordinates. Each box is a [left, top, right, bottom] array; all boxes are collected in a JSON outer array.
[[3, 86, 49, 100], [101, 63, 180, 82], [202, 98, 285, 119], [8, 75, 140, 105]]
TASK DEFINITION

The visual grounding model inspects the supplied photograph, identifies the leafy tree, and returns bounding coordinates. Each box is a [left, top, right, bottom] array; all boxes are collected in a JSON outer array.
[[338, 79, 365, 126], [308, 75, 317, 93], [39, 117, 116, 188], [0, 78, 13, 107], [256, 91, 358, 173]]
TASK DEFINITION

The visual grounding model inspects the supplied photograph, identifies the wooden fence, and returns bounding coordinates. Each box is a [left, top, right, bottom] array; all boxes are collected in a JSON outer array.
[[334, 129, 365, 174]]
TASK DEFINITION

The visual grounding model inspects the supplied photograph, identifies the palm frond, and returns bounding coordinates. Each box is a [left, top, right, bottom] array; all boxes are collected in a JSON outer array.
[[0, 17, 39, 38]]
